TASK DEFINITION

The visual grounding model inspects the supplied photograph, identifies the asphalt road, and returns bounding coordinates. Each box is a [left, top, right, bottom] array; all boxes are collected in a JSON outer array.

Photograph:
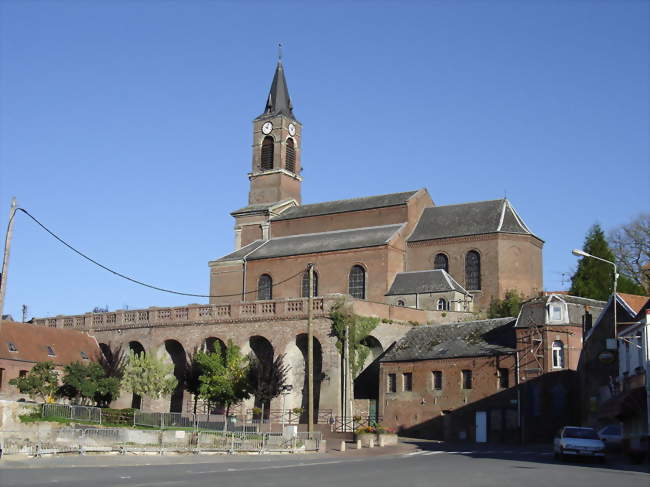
[[1, 446, 648, 487]]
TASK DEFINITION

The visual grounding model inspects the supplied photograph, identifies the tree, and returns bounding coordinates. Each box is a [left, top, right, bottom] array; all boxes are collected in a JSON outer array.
[[183, 348, 204, 415], [248, 353, 289, 419], [95, 344, 126, 407], [59, 361, 120, 406], [9, 361, 59, 402], [488, 290, 526, 319], [121, 349, 178, 400], [330, 301, 379, 377], [571, 224, 644, 300], [608, 213, 650, 294], [195, 341, 251, 426]]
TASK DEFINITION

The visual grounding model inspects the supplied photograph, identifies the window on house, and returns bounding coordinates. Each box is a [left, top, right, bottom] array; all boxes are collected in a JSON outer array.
[[498, 368, 509, 389], [47, 346, 56, 357], [465, 251, 481, 290], [549, 305, 563, 321], [437, 298, 449, 311], [403, 372, 413, 391], [387, 373, 396, 393], [260, 136, 274, 170], [7, 342, 17, 352], [397, 299, 405, 307], [285, 138, 296, 173], [80, 351, 89, 360], [301, 270, 319, 298], [434, 253, 449, 273], [348, 265, 366, 299], [19, 370, 28, 377], [552, 340, 565, 369], [432, 371, 443, 390], [462, 370, 472, 389], [257, 274, 272, 300]]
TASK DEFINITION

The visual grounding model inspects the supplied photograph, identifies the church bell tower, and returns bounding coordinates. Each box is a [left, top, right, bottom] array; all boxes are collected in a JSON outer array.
[[248, 59, 302, 205]]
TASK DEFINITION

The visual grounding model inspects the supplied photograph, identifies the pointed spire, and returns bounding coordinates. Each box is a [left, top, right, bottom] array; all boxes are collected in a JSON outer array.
[[257, 56, 295, 120]]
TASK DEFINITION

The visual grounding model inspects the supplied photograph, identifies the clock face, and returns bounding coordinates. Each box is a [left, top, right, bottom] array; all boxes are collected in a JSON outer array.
[[288, 123, 296, 136], [262, 122, 273, 135]]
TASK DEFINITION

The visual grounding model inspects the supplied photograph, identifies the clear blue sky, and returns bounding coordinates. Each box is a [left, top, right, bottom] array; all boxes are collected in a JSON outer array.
[[1, 1, 648, 320]]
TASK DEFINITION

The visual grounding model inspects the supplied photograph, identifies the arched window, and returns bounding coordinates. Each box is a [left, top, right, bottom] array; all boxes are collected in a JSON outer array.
[[397, 299, 405, 307], [261, 136, 274, 170], [465, 251, 481, 290], [437, 298, 449, 311], [348, 265, 366, 299], [434, 253, 449, 273], [552, 340, 564, 369], [286, 138, 296, 173], [301, 270, 319, 297], [257, 274, 272, 300]]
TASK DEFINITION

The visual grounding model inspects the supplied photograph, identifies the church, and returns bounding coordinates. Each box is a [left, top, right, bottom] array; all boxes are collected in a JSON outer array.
[[209, 60, 544, 312]]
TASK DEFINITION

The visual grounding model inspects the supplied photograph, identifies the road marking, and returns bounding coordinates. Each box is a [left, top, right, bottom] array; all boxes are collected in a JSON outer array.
[[423, 451, 445, 455], [119, 476, 131, 479], [404, 450, 426, 456]]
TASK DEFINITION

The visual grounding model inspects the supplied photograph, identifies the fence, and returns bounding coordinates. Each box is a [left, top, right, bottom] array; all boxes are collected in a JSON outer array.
[[0, 428, 321, 457], [334, 416, 382, 433], [42, 403, 329, 433]]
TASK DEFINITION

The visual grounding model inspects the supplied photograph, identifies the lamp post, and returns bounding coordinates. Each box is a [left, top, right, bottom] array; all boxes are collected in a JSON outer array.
[[571, 249, 619, 339]]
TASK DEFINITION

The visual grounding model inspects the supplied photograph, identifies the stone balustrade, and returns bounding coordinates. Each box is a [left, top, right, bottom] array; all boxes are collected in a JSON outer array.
[[33, 294, 471, 332], [33, 296, 334, 331]]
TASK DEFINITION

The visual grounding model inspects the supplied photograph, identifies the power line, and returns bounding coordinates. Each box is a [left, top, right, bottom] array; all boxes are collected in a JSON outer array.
[[15, 207, 304, 298]]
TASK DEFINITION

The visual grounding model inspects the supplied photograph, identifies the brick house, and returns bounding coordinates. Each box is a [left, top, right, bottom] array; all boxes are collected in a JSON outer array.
[[378, 318, 519, 442], [0, 319, 101, 400]]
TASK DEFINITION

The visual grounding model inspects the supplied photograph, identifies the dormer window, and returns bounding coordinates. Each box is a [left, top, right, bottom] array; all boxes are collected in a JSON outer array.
[[7, 342, 17, 352], [47, 346, 56, 357], [547, 300, 567, 323]]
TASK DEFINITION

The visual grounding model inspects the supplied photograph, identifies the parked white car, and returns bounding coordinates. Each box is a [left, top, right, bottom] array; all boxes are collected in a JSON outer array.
[[553, 426, 606, 463]]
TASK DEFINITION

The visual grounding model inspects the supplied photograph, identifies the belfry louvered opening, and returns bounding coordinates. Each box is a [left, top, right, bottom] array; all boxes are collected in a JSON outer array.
[[286, 138, 296, 173], [261, 136, 274, 170]]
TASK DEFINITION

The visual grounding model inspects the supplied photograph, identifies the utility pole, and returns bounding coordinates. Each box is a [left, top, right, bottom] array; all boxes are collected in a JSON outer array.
[[307, 263, 314, 433], [0, 197, 17, 325]]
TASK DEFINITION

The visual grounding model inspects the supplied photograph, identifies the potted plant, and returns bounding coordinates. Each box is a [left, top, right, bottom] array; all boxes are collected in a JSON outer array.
[[375, 424, 398, 445], [354, 425, 376, 447]]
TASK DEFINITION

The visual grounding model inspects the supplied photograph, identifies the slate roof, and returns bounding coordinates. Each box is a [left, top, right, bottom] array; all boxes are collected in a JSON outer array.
[[230, 200, 295, 217], [386, 269, 469, 296], [515, 294, 606, 328], [256, 61, 295, 120], [271, 190, 419, 222], [215, 224, 403, 262], [0, 320, 101, 365], [381, 318, 516, 362], [408, 199, 538, 242]]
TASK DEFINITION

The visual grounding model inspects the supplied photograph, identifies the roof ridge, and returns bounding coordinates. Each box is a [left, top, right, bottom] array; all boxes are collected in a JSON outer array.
[[425, 198, 506, 210]]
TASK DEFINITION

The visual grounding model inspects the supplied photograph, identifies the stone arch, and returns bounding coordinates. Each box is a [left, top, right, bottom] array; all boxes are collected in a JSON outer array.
[[203, 337, 226, 356], [163, 339, 188, 413], [354, 335, 385, 418], [128, 341, 146, 409], [287, 334, 323, 423], [248, 335, 275, 414]]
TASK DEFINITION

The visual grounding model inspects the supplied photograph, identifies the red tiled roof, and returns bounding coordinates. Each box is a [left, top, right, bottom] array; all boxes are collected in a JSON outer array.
[[618, 293, 650, 315], [0, 320, 101, 365]]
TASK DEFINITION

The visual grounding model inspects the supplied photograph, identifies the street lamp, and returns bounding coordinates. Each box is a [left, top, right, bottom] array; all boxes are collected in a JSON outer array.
[[571, 249, 619, 339]]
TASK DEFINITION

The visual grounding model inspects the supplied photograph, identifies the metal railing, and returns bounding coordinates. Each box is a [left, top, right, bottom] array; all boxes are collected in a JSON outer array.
[[334, 416, 382, 433], [0, 428, 321, 457]]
